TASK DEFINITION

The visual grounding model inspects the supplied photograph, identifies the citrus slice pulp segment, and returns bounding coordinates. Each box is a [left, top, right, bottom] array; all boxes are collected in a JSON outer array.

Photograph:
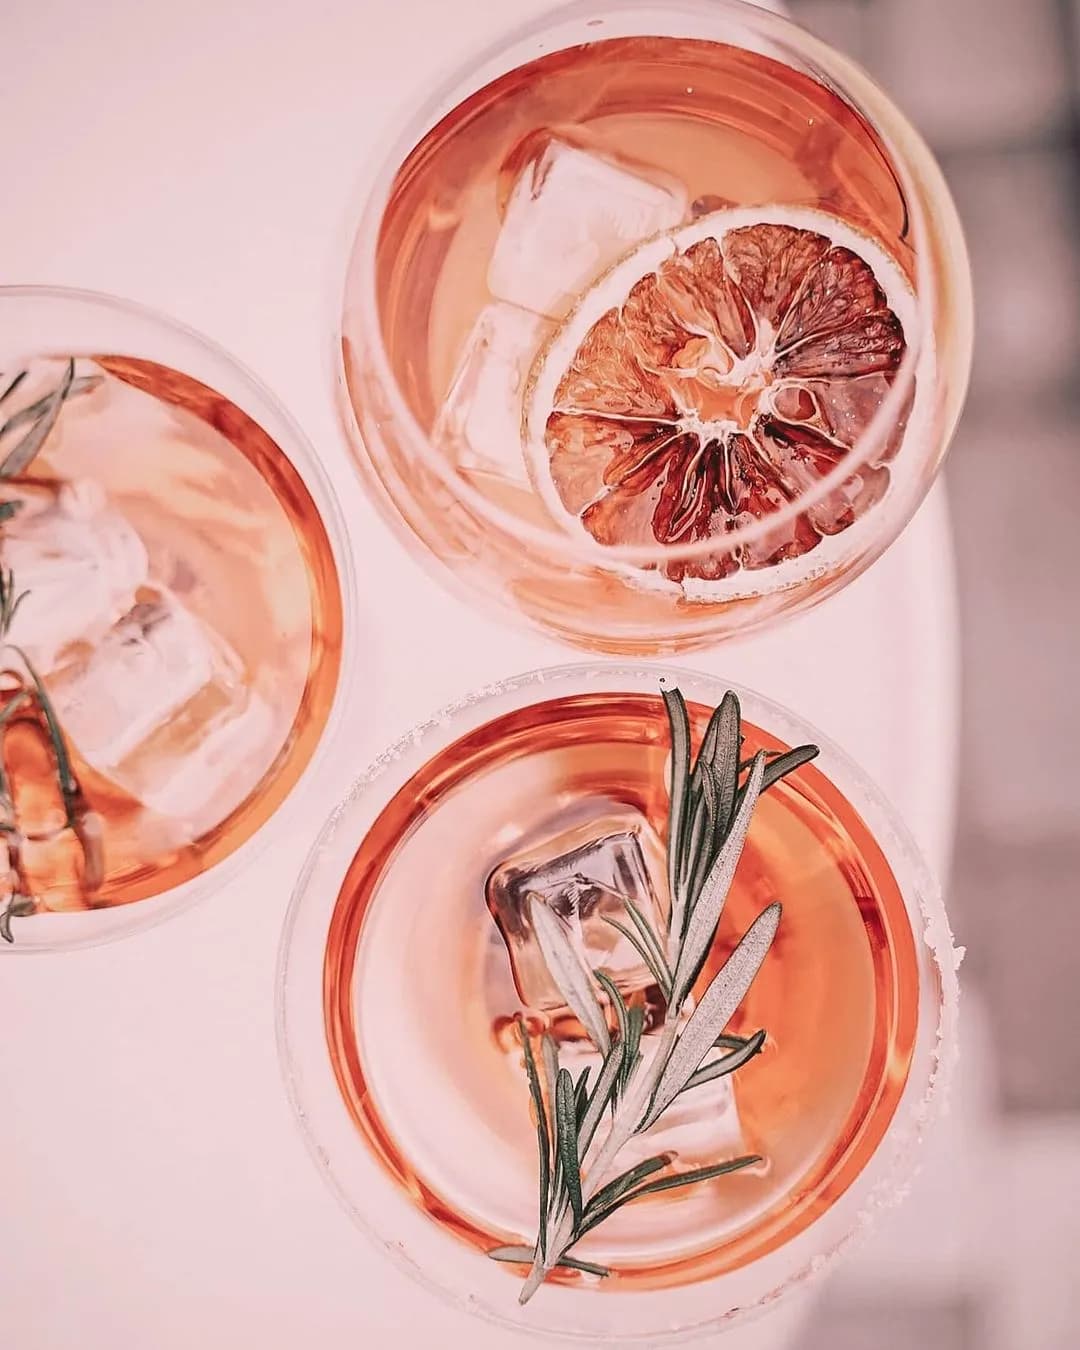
[[655, 238, 757, 363], [783, 376, 914, 463], [774, 245, 896, 354], [546, 412, 685, 516], [758, 418, 890, 537], [717, 432, 821, 572], [553, 310, 677, 419], [580, 430, 704, 552], [720, 222, 831, 334], [527, 207, 917, 590], [622, 241, 757, 378]]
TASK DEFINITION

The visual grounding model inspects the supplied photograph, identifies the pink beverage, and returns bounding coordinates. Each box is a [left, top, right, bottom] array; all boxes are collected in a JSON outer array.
[[341, 3, 971, 651], [0, 297, 347, 949], [278, 666, 956, 1343]]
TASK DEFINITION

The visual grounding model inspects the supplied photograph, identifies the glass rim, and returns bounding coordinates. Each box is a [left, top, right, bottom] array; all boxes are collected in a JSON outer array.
[[276, 660, 960, 1343], [0, 282, 361, 954], [338, 0, 958, 569]]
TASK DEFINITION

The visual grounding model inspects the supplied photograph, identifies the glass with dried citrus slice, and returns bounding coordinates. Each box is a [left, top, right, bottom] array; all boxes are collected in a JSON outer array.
[[340, 0, 972, 652]]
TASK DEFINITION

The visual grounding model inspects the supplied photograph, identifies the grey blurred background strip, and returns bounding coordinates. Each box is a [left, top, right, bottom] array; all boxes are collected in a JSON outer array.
[[787, 1, 1080, 1346]]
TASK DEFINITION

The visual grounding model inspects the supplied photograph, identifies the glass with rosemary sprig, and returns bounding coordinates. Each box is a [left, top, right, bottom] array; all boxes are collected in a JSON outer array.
[[0, 286, 356, 951], [277, 662, 958, 1344]]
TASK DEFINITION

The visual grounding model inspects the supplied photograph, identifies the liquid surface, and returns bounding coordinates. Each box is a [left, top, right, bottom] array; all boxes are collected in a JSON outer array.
[[324, 693, 918, 1290], [373, 35, 912, 466], [0, 356, 342, 917]]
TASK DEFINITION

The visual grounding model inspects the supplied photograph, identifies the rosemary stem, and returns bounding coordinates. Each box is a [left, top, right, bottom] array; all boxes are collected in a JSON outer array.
[[510, 688, 811, 1304], [520, 1018, 682, 1304]]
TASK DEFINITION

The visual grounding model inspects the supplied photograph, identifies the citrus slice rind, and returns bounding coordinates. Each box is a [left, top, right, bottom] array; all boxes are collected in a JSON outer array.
[[523, 205, 928, 599]]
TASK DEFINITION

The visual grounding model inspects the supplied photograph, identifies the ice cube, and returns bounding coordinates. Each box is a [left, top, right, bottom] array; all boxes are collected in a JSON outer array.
[[488, 137, 688, 320], [124, 683, 274, 824], [49, 592, 217, 767], [486, 815, 667, 1012], [434, 302, 552, 478], [1, 480, 148, 673], [48, 590, 273, 826]]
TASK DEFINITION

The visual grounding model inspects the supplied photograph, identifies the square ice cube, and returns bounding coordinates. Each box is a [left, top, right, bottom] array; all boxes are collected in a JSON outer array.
[[1, 480, 148, 674], [49, 590, 275, 826], [434, 302, 552, 478], [49, 592, 216, 769], [486, 816, 667, 1012], [488, 137, 688, 320], [126, 686, 274, 824]]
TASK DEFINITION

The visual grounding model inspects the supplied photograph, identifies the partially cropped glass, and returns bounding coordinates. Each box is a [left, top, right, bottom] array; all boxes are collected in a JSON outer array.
[[338, 0, 973, 653], [0, 287, 355, 951], [277, 663, 958, 1344]]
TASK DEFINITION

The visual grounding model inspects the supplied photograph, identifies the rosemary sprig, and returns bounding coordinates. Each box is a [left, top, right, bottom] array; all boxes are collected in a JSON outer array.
[[0, 371, 28, 406], [0, 574, 105, 942], [491, 684, 818, 1302], [0, 689, 35, 943], [0, 360, 101, 481], [0, 363, 106, 941]]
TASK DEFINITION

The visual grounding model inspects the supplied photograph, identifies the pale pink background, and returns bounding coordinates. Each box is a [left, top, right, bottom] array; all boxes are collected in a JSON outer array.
[[1, 0, 1066, 1347]]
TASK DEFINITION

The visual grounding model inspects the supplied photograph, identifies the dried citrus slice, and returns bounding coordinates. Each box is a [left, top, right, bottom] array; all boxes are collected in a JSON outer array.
[[524, 207, 920, 591]]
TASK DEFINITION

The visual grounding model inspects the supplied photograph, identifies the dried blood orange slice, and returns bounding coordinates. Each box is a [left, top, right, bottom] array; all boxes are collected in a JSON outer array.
[[524, 207, 918, 590]]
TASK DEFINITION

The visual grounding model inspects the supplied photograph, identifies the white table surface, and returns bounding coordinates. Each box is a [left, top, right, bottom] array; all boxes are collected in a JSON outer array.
[[0, 1, 959, 1346]]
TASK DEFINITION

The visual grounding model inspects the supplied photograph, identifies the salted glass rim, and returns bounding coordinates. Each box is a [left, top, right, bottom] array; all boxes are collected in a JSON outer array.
[[0, 283, 359, 953], [275, 661, 960, 1343], [340, 0, 941, 568]]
